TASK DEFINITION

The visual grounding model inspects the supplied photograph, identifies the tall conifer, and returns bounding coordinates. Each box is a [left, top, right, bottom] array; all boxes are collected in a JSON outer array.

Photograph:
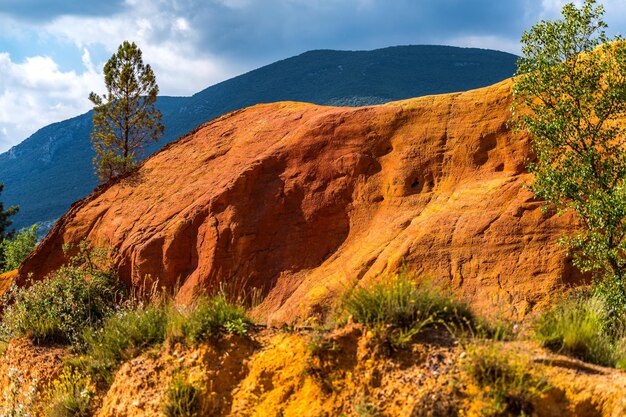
[[89, 41, 164, 182]]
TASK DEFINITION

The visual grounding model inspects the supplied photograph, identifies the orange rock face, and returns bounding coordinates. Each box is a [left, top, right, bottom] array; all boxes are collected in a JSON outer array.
[[19, 79, 580, 323]]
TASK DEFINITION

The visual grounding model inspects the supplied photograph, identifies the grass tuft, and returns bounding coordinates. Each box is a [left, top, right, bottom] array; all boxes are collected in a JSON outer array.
[[463, 343, 548, 416], [169, 294, 252, 344], [162, 373, 202, 417], [76, 303, 169, 384], [341, 271, 476, 347], [534, 294, 626, 367], [75, 293, 252, 385]]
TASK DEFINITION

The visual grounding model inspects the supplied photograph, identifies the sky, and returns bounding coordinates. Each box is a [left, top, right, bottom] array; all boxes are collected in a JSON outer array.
[[0, 0, 624, 152]]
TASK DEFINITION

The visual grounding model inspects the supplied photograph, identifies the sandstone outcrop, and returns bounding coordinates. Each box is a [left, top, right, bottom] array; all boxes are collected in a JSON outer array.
[[19, 79, 580, 323]]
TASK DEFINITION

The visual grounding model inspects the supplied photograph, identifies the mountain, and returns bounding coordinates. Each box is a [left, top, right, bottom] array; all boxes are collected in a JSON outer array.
[[0, 45, 518, 231], [20, 79, 580, 323]]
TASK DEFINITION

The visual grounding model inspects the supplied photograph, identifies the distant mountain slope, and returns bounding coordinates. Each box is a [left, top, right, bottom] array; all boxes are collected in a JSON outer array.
[[0, 45, 518, 231]]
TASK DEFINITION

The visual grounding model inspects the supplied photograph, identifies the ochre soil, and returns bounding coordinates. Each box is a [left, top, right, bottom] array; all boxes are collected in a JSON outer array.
[[2, 326, 625, 417]]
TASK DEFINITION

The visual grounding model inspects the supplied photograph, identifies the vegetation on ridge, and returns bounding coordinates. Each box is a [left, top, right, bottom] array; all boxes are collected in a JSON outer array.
[[340, 271, 479, 348], [0, 242, 120, 345], [513, 0, 626, 322], [0, 224, 38, 273]]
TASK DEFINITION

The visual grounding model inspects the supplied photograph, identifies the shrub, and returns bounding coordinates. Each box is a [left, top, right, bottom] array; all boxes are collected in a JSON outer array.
[[534, 295, 618, 366], [0, 264, 119, 345], [169, 294, 252, 344], [0, 224, 38, 273], [463, 343, 548, 416], [341, 272, 475, 346], [43, 368, 94, 417], [162, 374, 202, 417], [78, 304, 169, 384]]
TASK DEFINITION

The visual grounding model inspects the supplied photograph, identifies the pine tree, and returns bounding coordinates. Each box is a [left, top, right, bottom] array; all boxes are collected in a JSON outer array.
[[89, 41, 164, 182], [0, 183, 18, 241]]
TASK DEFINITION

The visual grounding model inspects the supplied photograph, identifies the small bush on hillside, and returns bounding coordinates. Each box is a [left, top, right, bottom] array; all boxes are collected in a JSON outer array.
[[0, 224, 38, 273], [169, 294, 252, 344], [78, 304, 169, 384], [0, 251, 120, 345], [341, 272, 476, 347], [162, 373, 202, 417], [534, 294, 626, 367], [43, 368, 94, 417], [463, 343, 548, 416]]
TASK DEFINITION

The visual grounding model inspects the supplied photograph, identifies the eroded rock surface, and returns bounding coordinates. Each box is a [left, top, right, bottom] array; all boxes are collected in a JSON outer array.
[[19, 80, 579, 323]]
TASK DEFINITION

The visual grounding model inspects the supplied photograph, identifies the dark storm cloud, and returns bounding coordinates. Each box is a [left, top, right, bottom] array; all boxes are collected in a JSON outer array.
[[0, 0, 127, 21], [159, 0, 531, 64]]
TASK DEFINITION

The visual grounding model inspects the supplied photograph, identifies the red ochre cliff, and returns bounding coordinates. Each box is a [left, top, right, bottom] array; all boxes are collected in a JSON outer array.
[[18, 79, 580, 323]]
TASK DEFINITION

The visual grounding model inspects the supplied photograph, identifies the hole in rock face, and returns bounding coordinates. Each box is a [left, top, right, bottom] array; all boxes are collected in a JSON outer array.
[[372, 195, 384, 203], [411, 179, 420, 189], [495, 163, 505, 172]]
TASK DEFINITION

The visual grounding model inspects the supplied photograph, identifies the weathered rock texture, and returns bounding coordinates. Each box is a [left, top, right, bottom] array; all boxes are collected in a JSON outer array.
[[19, 79, 580, 323]]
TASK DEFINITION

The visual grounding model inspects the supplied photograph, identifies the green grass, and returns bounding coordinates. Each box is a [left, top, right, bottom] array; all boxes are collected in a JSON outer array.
[[76, 303, 169, 384], [169, 294, 252, 344], [341, 272, 476, 347], [76, 293, 252, 384], [463, 343, 548, 416], [534, 294, 626, 367], [162, 374, 202, 417]]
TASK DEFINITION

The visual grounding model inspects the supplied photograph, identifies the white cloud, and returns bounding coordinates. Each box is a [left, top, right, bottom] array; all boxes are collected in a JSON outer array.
[[0, 50, 103, 150], [44, 1, 243, 96], [0, 0, 245, 151]]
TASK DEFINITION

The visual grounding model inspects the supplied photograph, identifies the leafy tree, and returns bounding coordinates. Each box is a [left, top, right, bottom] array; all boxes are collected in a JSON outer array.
[[512, 0, 626, 312], [0, 224, 38, 273], [0, 183, 18, 241], [89, 41, 164, 182]]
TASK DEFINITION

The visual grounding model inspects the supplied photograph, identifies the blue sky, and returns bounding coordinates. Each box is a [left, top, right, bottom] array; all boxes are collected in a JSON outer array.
[[0, 0, 624, 152]]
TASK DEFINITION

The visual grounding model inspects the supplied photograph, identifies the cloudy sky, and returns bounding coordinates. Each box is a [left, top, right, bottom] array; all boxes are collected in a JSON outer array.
[[0, 0, 624, 152]]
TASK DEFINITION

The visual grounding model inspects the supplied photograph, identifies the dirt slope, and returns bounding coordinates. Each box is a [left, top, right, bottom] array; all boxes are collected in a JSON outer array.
[[18, 79, 580, 323], [2, 329, 625, 417]]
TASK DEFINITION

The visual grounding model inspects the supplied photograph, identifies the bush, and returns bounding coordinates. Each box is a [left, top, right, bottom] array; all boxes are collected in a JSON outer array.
[[0, 224, 38, 273], [43, 368, 94, 417], [463, 343, 548, 416], [0, 264, 119, 345], [170, 294, 252, 344], [534, 294, 626, 367], [162, 374, 202, 417], [78, 304, 169, 384], [341, 272, 476, 346]]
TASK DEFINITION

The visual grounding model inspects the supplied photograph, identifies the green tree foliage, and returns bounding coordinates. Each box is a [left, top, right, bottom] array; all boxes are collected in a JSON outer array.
[[0, 183, 18, 241], [512, 0, 626, 311], [89, 41, 164, 182], [0, 224, 37, 272]]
